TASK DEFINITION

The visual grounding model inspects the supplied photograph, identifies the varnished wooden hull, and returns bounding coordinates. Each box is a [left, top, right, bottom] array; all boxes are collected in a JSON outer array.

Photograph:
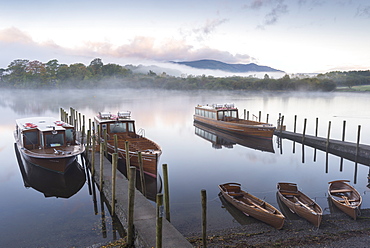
[[219, 183, 285, 229], [277, 182, 323, 227], [194, 116, 275, 139], [194, 122, 275, 152], [328, 180, 362, 220], [104, 136, 161, 178]]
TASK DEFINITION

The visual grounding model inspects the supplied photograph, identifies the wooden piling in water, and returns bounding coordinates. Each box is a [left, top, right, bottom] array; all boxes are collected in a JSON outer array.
[[138, 152, 146, 197], [111, 153, 118, 216], [266, 113, 269, 123], [156, 193, 164, 248], [302, 118, 307, 144], [163, 164, 170, 222], [91, 135, 95, 177], [99, 141, 104, 190], [243, 109, 246, 120], [258, 111, 261, 122], [247, 111, 249, 120], [127, 166, 136, 246], [114, 134, 118, 154], [125, 141, 130, 177], [201, 189, 207, 248]]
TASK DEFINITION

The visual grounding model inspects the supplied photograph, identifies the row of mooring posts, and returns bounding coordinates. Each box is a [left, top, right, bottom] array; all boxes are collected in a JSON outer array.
[[61, 107, 172, 247], [243, 109, 270, 123], [277, 114, 364, 184]]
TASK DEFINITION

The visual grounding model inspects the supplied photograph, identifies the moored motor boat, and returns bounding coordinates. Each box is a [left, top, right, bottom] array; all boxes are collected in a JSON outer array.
[[94, 111, 161, 178], [194, 103, 275, 139], [219, 182, 285, 229], [277, 182, 323, 227], [14, 117, 85, 173], [328, 180, 362, 220]]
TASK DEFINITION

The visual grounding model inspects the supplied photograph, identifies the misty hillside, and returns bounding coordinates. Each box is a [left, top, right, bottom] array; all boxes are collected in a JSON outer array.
[[171, 59, 284, 73]]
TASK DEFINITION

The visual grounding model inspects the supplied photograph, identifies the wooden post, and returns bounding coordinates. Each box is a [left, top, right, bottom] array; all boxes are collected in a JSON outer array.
[[156, 193, 164, 248], [86, 130, 91, 158], [258, 111, 261, 122], [293, 115, 297, 133], [99, 142, 104, 190], [279, 115, 284, 136], [82, 115, 85, 136], [340, 120, 346, 171], [103, 129, 107, 156], [326, 121, 331, 151], [342, 120, 346, 141], [326, 121, 331, 173], [114, 134, 118, 154], [201, 189, 207, 248], [243, 109, 246, 120], [91, 135, 95, 177], [354, 125, 361, 184], [138, 152, 146, 196], [60, 108, 63, 121], [111, 153, 118, 216], [355, 125, 361, 163], [127, 166, 136, 246], [163, 164, 170, 222], [302, 118, 307, 144], [125, 141, 130, 178], [315, 118, 318, 137], [266, 114, 269, 123], [247, 111, 249, 120]]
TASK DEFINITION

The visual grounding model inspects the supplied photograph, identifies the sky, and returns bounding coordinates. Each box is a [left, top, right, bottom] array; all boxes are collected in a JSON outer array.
[[1, 0, 370, 75]]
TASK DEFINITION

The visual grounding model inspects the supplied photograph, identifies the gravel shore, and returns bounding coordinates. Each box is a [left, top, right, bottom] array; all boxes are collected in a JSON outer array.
[[186, 209, 370, 247]]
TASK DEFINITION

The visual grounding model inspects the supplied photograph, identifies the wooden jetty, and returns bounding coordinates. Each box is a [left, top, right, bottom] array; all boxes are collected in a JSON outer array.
[[275, 130, 370, 166], [84, 150, 192, 248]]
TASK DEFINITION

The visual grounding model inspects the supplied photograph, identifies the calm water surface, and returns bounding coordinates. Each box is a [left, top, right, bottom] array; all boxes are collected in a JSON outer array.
[[1, 89, 370, 247]]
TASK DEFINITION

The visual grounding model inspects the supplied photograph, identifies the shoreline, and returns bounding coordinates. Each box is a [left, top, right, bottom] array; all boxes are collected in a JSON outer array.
[[186, 209, 370, 247]]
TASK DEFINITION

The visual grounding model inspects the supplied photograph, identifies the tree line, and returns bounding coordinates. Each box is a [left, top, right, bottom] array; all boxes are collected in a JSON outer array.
[[1, 58, 368, 91]]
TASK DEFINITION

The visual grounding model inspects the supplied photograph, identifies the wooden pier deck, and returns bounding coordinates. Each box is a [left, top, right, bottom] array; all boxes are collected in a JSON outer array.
[[274, 130, 370, 165], [83, 151, 192, 248]]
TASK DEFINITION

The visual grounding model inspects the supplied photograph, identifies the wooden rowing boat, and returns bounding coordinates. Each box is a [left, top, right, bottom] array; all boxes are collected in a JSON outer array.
[[328, 180, 362, 220], [277, 182, 322, 227], [219, 182, 285, 229], [194, 104, 275, 139]]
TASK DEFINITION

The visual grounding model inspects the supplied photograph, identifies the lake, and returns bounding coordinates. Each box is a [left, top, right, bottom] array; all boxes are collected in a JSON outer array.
[[1, 89, 370, 247]]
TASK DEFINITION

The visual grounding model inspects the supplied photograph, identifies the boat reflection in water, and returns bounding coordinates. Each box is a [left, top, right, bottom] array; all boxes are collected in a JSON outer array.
[[218, 192, 260, 225], [194, 122, 275, 153], [15, 143, 86, 198], [116, 162, 162, 202]]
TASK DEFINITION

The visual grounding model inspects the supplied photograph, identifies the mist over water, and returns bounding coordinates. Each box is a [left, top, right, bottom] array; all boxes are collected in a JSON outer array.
[[1, 88, 370, 245]]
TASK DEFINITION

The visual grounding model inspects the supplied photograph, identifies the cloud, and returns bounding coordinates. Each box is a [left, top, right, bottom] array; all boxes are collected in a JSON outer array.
[[244, 0, 289, 28], [192, 18, 229, 36], [0, 27, 34, 43], [356, 5, 370, 18], [0, 27, 255, 69]]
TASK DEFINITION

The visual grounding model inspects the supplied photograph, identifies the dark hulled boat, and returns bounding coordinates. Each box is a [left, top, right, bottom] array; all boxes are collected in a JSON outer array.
[[14, 117, 85, 173]]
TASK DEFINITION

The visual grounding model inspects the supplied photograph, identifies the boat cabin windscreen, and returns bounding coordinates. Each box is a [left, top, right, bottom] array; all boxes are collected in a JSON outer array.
[[44, 131, 65, 147], [23, 130, 39, 149], [217, 110, 238, 120], [65, 128, 74, 144], [108, 121, 135, 134]]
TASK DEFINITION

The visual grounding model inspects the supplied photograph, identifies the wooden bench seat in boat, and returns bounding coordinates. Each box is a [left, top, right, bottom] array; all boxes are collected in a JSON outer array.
[[330, 189, 352, 193]]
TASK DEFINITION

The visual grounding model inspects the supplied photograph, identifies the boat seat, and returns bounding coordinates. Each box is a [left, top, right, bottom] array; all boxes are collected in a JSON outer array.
[[331, 189, 352, 193], [280, 190, 299, 196], [229, 193, 243, 199]]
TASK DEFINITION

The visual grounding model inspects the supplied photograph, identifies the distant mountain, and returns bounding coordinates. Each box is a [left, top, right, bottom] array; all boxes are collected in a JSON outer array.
[[171, 59, 284, 73]]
